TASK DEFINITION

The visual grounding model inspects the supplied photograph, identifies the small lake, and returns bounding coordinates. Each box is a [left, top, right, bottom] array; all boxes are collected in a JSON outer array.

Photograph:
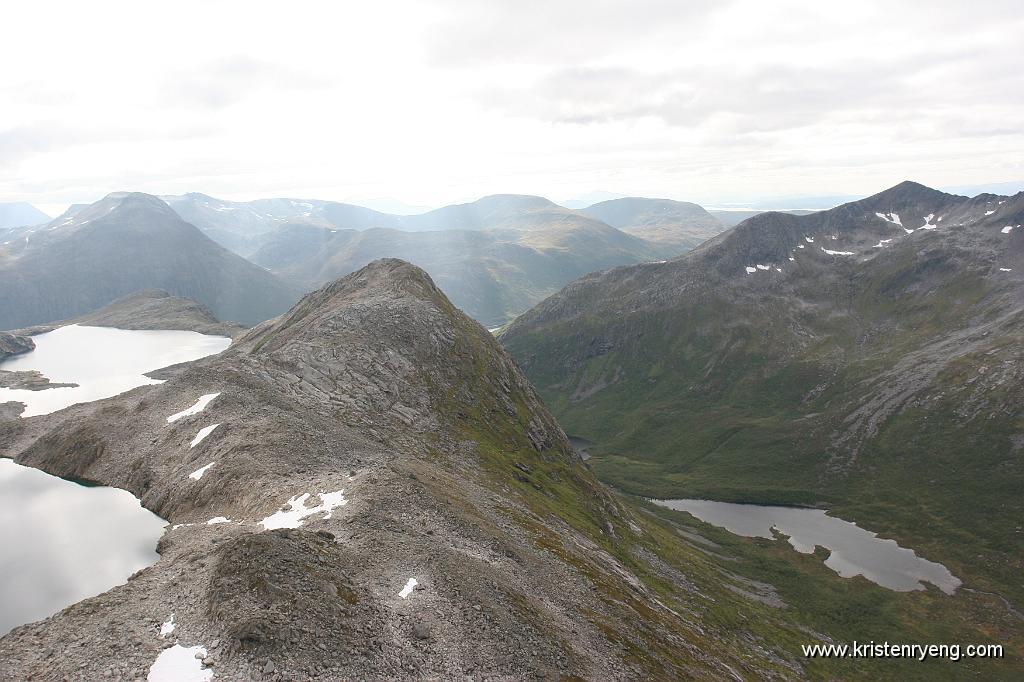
[[0, 324, 230, 417], [0, 324, 230, 635], [652, 498, 961, 594], [0, 458, 167, 635]]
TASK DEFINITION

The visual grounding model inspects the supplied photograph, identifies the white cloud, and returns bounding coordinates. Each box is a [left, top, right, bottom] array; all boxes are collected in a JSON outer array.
[[2, 0, 1023, 214]]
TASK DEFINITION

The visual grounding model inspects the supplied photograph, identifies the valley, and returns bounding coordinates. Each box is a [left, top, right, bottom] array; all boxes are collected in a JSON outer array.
[[500, 182, 1024, 660]]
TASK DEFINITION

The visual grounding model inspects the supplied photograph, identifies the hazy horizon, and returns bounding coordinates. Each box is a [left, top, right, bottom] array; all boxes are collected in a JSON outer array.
[[4, 1, 1023, 216]]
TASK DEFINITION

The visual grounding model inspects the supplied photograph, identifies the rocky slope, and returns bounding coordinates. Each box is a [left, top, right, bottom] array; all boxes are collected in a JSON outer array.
[[581, 197, 725, 250], [0, 259, 827, 680], [0, 193, 301, 330], [501, 181, 1024, 610]]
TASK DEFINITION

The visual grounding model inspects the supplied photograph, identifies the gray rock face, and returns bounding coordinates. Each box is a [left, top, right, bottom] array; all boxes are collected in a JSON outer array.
[[0, 332, 34, 361], [0, 192, 301, 330], [0, 259, 794, 680]]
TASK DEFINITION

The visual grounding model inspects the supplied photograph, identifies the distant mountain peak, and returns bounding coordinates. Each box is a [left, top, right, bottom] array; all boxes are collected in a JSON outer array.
[[0, 201, 51, 230], [858, 180, 959, 207]]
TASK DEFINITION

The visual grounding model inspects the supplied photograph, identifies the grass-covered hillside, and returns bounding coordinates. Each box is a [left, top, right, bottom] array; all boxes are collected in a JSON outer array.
[[502, 182, 1024, 617]]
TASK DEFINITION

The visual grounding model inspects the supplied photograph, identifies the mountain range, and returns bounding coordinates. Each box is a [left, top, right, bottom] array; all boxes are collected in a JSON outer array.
[[247, 196, 714, 326], [155, 193, 726, 326], [0, 193, 300, 329], [1, 191, 726, 331], [500, 181, 1024, 619]]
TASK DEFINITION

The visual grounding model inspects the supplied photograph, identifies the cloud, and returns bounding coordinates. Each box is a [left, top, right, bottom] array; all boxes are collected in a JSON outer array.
[[157, 55, 329, 110], [425, 0, 725, 65], [1, 0, 1023, 208]]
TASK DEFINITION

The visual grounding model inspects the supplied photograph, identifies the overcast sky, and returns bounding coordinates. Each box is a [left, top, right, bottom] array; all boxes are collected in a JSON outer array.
[[3, 0, 1023, 215]]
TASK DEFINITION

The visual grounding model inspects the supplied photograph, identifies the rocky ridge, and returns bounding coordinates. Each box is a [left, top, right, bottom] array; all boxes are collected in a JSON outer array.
[[0, 259, 806, 680]]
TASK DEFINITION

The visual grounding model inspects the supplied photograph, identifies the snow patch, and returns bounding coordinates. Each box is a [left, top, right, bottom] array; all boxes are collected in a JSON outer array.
[[189, 462, 215, 480], [259, 490, 348, 530], [875, 212, 902, 226], [821, 248, 855, 256], [206, 517, 230, 525], [1002, 225, 1015, 234], [190, 424, 220, 448], [918, 214, 938, 230], [160, 615, 175, 637], [788, 257, 795, 261], [399, 577, 418, 599], [985, 210, 996, 216], [797, 244, 805, 249], [999, 268, 1012, 272], [804, 236, 814, 243], [745, 266, 756, 274], [873, 239, 893, 248], [756, 264, 769, 271], [167, 393, 220, 423], [147, 644, 212, 682]]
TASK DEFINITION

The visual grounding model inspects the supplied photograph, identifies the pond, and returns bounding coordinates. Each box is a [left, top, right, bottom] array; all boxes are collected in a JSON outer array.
[[651, 498, 960, 594], [0, 324, 230, 417], [0, 458, 167, 635]]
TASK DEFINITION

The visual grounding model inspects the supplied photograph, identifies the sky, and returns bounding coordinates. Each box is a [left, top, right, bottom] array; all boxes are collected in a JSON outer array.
[[2, 0, 1023, 216]]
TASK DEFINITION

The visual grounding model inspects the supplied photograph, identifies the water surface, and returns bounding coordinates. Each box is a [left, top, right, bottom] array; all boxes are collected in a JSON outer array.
[[0, 324, 230, 417], [652, 498, 960, 594], [0, 458, 166, 635]]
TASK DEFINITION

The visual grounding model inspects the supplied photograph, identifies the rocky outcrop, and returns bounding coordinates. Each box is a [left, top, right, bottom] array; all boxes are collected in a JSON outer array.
[[0, 332, 33, 361]]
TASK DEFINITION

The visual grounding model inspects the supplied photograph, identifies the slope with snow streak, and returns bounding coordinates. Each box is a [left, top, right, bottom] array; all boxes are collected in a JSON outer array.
[[188, 462, 215, 480], [190, 424, 220, 448], [167, 393, 220, 423]]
